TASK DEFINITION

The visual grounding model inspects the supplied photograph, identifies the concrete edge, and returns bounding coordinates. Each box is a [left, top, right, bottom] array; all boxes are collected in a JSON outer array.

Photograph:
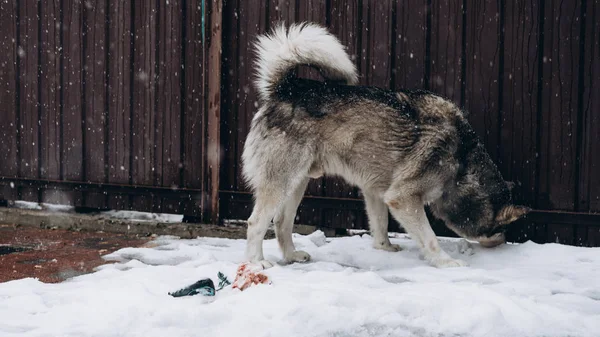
[[0, 207, 339, 239]]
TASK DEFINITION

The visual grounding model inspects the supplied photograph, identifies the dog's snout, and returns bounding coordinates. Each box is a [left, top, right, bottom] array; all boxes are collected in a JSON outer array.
[[477, 233, 506, 248]]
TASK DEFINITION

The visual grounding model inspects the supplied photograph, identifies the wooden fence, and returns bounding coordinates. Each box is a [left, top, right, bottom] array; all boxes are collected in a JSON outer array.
[[0, 0, 221, 223], [1, 0, 599, 246]]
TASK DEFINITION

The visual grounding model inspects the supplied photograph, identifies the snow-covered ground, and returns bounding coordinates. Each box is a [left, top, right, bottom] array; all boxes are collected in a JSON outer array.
[[100, 210, 183, 223], [1, 232, 599, 337], [11, 200, 183, 223]]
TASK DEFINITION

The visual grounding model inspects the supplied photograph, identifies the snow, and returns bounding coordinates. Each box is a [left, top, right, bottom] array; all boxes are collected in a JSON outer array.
[[1, 232, 599, 337], [100, 210, 183, 223], [13, 201, 75, 212], [13, 200, 44, 210], [10, 201, 183, 223]]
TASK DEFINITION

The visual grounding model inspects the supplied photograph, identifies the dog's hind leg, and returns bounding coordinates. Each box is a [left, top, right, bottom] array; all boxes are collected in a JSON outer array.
[[246, 190, 283, 269], [273, 177, 311, 264], [246, 171, 310, 268], [384, 191, 467, 268], [363, 190, 401, 252]]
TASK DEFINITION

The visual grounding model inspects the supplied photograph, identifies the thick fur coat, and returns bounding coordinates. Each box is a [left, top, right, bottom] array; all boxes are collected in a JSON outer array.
[[242, 23, 529, 268]]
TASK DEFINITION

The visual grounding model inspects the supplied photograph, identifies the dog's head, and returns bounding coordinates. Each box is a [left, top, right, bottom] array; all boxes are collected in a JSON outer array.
[[428, 116, 531, 247], [431, 176, 530, 248]]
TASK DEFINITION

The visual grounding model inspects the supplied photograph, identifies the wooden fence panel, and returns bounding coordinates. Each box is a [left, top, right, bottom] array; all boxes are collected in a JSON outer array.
[[131, 1, 158, 212], [107, 0, 133, 210], [205, 0, 223, 224], [270, 0, 297, 23], [182, 0, 206, 218], [220, 0, 240, 193], [361, 0, 393, 88], [464, 0, 502, 159], [539, 0, 582, 244], [18, 1, 41, 202], [393, 0, 427, 90], [579, 0, 600, 245], [156, 1, 182, 189], [430, 0, 464, 104], [156, 1, 183, 213], [39, 0, 61, 182], [83, 0, 109, 208], [501, 0, 542, 243], [39, 0, 64, 204], [0, 0, 18, 201], [62, 0, 84, 206]]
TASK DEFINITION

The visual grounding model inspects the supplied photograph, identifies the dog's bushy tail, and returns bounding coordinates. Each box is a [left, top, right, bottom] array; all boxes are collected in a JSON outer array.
[[254, 22, 358, 103]]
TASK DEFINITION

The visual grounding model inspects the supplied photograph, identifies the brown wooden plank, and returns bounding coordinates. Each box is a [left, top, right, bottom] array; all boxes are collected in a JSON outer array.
[[505, 219, 537, 243], [430, 0, 463, 103], [107, 0, 132, 185], [587, 226, 600, 247], [132, 1, 157, 186], [18, 1, 40, 180], [394, 0, 427, 90], [547, 223, 575, 245], [182, 0, 205, 217], [500, 0, 541, 242], [235, 0, 268, 192], [107, 0, 132, 210], [18, 1, 41, 202], [269, 0, 297, 24], [0, 0, 19, 190], [220, 0, 240, 192], [205, 0, 223, 223], [156, 1, 182, 189], [464, 0, 502, 158], [360, 0, 393, 88], [82, 0, 109, 208], [539, 0, 582, 212], [41, 187, 74, 205], [501, 0, 540, 205], [39, 0, 67, 205], [131, 1, 158, 212], [39, 0, 61, 181], [220, 0, 237, 192], [0, 184, 16, 202], [62, 0, 84, 186], [107, 193, 129, 210], [575, 0, 600, 246], [579, 0, 600, 213]]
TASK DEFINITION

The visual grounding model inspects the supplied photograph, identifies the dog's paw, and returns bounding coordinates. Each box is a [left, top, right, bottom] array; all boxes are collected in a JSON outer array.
[[284, 250, 311, 264], [374, 242, 403, 252], [255, 260, 275, 269], [430, 257, 468, 268]]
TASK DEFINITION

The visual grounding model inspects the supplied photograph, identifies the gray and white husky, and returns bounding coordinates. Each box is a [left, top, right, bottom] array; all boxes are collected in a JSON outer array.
[[242, 22, 530, 268]]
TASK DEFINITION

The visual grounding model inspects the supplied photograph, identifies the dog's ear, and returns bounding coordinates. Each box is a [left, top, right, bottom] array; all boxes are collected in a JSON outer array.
[[505, 181, 516, 191], [495, 205, 531, 224]]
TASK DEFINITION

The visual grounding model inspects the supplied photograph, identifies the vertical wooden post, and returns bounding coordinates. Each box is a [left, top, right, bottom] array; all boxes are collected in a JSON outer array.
[[205, 0, 222, 224]]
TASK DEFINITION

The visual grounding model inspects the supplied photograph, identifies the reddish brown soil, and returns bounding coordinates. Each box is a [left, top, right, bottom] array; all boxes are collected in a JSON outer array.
[[0, 224, 151, 283]]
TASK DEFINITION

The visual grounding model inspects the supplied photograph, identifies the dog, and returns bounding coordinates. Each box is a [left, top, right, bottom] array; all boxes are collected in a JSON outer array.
[[241, 22, 530, 268]]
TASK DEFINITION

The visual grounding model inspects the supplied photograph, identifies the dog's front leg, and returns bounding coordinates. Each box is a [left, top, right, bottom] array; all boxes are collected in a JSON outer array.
[[384, 194, 467, 268]]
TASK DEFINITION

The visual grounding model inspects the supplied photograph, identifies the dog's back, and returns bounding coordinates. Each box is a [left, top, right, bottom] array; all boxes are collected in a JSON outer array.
[[247, 72, 465, 197]]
